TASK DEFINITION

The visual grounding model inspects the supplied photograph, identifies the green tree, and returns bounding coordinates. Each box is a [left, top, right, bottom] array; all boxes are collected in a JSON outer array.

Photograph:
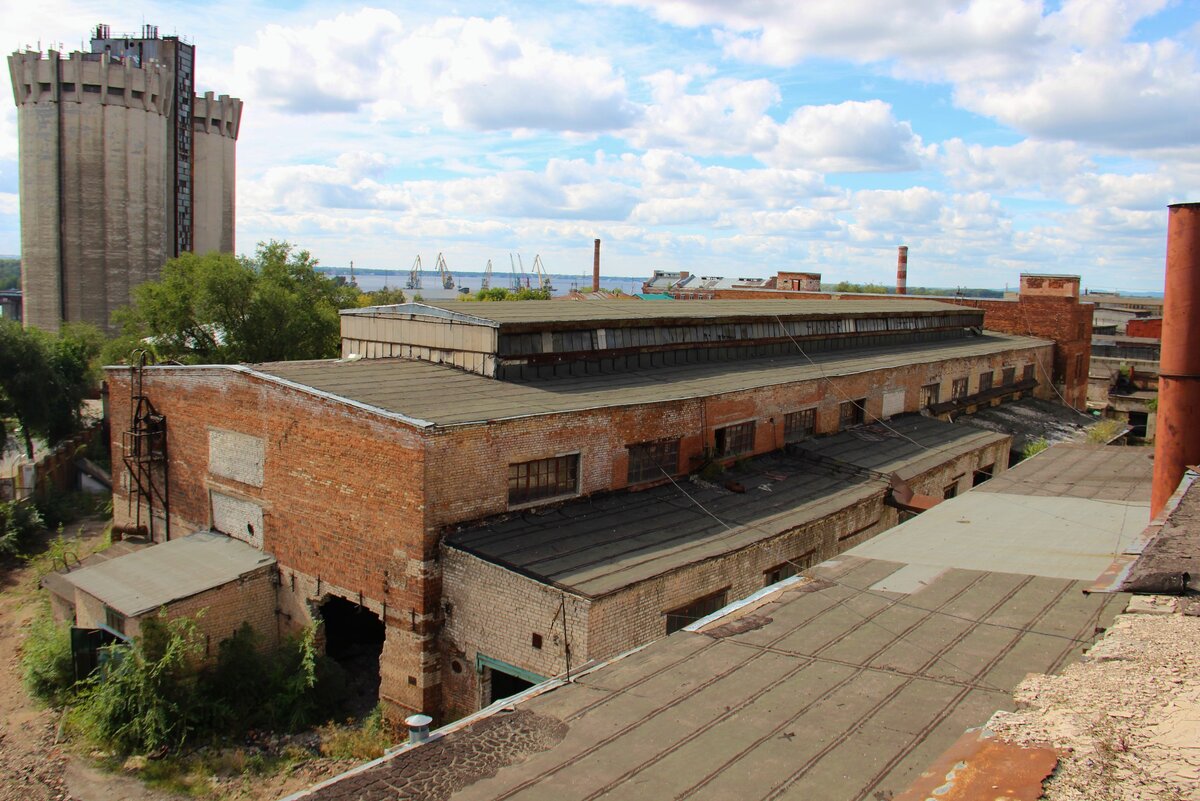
[[107, 241, 359, 364], [0, 320, 102, 458], [0, 258, 19, 291], [358, 286, 407, 306]]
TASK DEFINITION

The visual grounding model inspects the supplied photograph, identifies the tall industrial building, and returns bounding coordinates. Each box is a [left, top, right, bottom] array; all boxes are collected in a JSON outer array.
[[7, 24, 242, 333]]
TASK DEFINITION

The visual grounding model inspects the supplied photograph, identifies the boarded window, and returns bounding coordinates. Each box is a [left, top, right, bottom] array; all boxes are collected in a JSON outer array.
[[714, 422, 755, 458], [921, 383, 940, 407], [784, 409, 816, 442], [979, 371, 993, 392], [627, 439, 680, 484], [665, 589, 729, 634], [952, 378, 969, 400], [1002, 366, 1016, 386], [508, 454, 579, 505], [839, 399, 866, 429], [211, 491, 264, 549], [208, 429, 265, 487]]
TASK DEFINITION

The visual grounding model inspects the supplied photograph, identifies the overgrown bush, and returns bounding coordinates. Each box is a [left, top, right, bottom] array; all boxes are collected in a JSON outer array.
[[319, 705, 390, 760], [0, 499, 44, 558], [22, 606, 76, 705]]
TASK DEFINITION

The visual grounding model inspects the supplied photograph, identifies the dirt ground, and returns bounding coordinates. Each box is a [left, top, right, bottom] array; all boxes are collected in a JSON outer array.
[[0, 520, 360, 801]]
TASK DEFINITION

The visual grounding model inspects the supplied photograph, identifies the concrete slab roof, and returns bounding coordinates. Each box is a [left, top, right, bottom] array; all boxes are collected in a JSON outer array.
[[344, 298, 974, 328], [253, 332, 1047, 428], [293, 555, 1127, 801], [446, 453, 885, 598], [60, 531, 275, 617], [975, 443, 1153, 502], [795, 415, 1009, 480]]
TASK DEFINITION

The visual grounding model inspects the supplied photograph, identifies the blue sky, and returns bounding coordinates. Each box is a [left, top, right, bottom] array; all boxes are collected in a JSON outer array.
[[2, 0, 1198, 291]]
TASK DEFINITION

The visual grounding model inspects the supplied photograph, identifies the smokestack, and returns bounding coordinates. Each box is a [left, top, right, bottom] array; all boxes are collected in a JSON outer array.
[[896, 246, 908, 295], [1152, 203, 1200, 518], [593, 239, 601, 293]]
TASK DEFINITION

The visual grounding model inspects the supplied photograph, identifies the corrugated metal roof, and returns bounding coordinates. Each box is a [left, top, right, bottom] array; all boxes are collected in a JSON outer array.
[[254, 332, 1048, 427], [60, 531, 275, 616], [344, 298, 974, 327]]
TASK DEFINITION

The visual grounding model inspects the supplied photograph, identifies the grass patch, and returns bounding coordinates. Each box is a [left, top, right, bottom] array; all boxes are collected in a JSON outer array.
[[1021, 437, 1050, 460], [318, 706, 391, 761], [1087, 418, 1128, 444]]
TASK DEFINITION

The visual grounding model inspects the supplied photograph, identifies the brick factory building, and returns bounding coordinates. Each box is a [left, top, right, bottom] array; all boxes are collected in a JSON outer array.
[[8, 23, 242, 333], [106, 299, 1055, 722], [646, 272, 1094, 412]]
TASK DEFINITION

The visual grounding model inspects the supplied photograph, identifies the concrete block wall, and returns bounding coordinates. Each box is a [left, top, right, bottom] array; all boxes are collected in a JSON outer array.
[[439, 548, 589, 720]]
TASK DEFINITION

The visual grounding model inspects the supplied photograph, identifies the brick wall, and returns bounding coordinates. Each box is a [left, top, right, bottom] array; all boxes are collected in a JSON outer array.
[[439, 548, 589, 720], [1126, 317, 1163, 339]]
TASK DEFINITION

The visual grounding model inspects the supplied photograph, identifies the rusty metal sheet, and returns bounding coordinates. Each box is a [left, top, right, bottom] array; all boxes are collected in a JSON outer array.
[[894, 725, 1059, 801]]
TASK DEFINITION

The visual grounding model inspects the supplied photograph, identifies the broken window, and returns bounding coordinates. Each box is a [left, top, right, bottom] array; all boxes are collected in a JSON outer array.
[[1002, 366, 1016, 386], [951, 378, 969, 400], [714, 422, 755, 458], [839, 399, 866, 429], [921, 383, 940, 407], [764, 550, 816, 586], [508, 454, 579, 506], [944, 480, 960, 499], [665, 589, 729, 634], [979, 371, 993, 393], [973, 464, 994, 486], [784, 409, 816, 442], [627, 439, 680, 484]]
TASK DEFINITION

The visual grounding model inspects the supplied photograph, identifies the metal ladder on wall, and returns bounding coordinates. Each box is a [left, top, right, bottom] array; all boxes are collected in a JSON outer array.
[[121, 352, 170, 541]]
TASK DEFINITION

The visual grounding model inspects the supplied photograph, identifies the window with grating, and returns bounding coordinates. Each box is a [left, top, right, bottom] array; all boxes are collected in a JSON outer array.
[[1002, 366, 1016, 385], [952, 378, 969, 400], [979, 371, 993, 392], [921, 383, 940, 407], [839, 399, 866, 429], [784, 409, 816, 442], [627, 439, 680, 484], [508, 454, 579, 506], [714, 421, 756, 458]]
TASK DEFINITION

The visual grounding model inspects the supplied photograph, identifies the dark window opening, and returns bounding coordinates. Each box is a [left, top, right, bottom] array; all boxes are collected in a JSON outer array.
[[531, 633, 543, 649], [952, 378, 969, 400], [508, 454, 579, 505], [973, 464, 994, 486], [979, 372, 993, 393], [627, 439, 680, 484], [320, 595, 384, 718], [765, 550, 816, 586], [665, 589, 729, 634], [1002, 367, 1016, 386], [489, 667, 534, 704], [921, 383, 940, 407], [714, 422, 755, 458], [943, 480, 960, 499], [784, 409, 816, 442], [1023, 364, 1036, 382], [839, 399, 866, 430], [104, 606, 125, 636], [1128, 411, 1148, 439]]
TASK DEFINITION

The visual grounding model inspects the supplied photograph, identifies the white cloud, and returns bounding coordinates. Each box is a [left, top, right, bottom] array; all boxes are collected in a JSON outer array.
[[939, 139, 1093, 193], [768, 100, 930, 172]]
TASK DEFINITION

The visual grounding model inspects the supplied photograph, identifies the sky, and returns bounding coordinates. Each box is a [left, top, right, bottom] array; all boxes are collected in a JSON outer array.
[[2, 1, 1198, 291]]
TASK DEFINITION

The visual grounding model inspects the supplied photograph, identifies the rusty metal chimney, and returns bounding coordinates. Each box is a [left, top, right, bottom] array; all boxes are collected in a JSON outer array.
[[896, 246, 908, 295], [592, 239, 601, 293], [1151, 203, 1200, 518]]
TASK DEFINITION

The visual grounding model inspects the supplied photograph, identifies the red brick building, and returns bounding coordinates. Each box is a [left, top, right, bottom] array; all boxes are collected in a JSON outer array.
[[107, 299, 1053, 721]]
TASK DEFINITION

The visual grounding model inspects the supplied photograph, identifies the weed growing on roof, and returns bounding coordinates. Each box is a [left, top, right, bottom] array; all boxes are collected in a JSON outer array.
[[1021, 437, 1050, 460], [1087, 418, 1127, 444]]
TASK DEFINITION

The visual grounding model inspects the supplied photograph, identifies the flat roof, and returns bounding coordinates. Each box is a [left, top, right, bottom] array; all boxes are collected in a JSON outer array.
[[254, 332, 1047, 427], [795, 415, 1009, 480], [60, 531, 275, 616], [956, 396, 1095, 451], [447, 453, 885, 598], [975, 443, 1153, 502], [345, 298, 975, 328]]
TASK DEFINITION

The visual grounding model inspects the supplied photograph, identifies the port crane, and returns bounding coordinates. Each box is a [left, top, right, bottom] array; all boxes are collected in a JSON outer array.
[[405, 255, 422, 290], [435, 252, 454, 290]]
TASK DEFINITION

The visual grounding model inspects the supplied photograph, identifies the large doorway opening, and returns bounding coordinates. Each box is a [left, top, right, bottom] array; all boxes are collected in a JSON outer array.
[[319, 596, 385, 717]]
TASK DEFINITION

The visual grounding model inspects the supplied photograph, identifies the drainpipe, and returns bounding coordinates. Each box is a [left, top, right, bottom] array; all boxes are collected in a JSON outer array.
[[592, 239, 601, 293], [896, 246, 908, 295], [1151, 202, 1200, 518]]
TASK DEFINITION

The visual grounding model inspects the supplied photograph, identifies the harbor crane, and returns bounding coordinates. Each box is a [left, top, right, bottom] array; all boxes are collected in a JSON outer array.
[[405, 255, 422, 290], [435, 252, 454, 290]]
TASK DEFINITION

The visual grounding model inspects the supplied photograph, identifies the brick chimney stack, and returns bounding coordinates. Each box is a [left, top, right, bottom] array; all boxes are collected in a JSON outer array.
[[1152, 203, 1200, 517], [897, 246, 908, 295], [593, 239, 601, 293]]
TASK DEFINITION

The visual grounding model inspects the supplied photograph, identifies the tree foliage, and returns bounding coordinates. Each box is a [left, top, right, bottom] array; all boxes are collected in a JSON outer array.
[[0, 258, 19, 291], [466, 287, 552, 301], [0, 320, 102, 458], [106, 241, 360, 365]]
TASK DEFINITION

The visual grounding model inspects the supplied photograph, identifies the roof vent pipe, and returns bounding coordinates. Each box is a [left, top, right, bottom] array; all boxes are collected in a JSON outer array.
[[593, 239, 601, 293], [1152, 203, 1200, 518], [897, 246, 908, 295], [405, 714, 433, 745]]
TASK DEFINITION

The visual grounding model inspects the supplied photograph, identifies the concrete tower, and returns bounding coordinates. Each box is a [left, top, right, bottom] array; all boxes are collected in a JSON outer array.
[[7, 24, 242, 333]]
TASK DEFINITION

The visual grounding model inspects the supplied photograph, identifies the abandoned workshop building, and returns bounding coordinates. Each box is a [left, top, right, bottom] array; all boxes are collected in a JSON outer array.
[[106, 298, 1059, 721]]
